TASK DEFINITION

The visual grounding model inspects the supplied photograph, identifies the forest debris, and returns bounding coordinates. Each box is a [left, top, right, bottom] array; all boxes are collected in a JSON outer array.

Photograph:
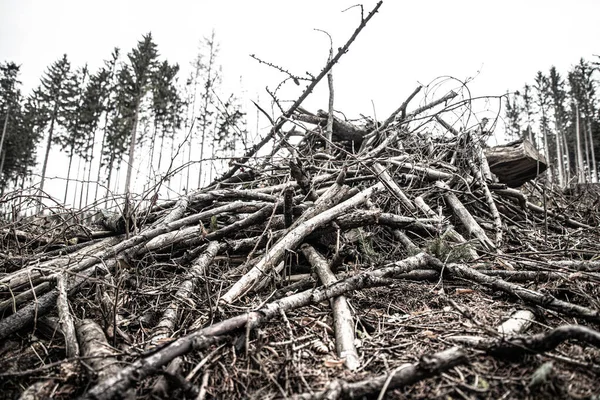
[[292, 347, 468, 400], [498, 310, 535, 335], [435, 181, 496, 252], [301, 243, 360, 371], [2, 3, 600, 396], [485, 139, 547, 187]]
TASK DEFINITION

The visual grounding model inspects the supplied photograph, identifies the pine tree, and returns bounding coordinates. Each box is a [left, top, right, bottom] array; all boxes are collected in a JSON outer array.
[[0, 62, 21, 178], [103, 66, 134, 196], [123, 33, 158, 195], [37, 54, 73, 206], [94, 48, 120, 204], [548, 67, 567, 185], [0, 89, 42, 194], [76, 65, 113, 208], [521, 84, 535, 145], [150, 60, 180, 174], [533, 72, 552, 180], [54, 65, 88, 204], [504, 91, 522, 140]]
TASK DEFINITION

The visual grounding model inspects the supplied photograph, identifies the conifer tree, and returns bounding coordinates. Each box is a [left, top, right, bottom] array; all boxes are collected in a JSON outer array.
[[37, 54, 72, 203], [123, 33, 158, 195], [548, 66, 567, 185], [103, 66, 134, 195], [521, 84, 535, 145], [0, 62, 21, 177], [0, 75, 42, 194], [94, 48, 120, 203], [77, 65, 113, 207], [533, 72, 552, 179], [54, 65, 88, 203], [150, 60, 180, 173]]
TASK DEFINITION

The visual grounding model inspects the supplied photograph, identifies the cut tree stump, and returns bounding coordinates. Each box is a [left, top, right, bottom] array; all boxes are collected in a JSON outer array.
[[485, 139, 547, 187]]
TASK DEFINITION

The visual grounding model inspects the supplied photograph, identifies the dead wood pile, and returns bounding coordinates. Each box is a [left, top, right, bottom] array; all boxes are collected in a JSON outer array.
[[2, 83, 600, 398], [1, 6, 600, 400]]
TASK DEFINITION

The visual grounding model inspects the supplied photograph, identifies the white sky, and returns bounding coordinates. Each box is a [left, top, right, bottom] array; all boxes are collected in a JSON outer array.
[[1, 0, 599, 206]]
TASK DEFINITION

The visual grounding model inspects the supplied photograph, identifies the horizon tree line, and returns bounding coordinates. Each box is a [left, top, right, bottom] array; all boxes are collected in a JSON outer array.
[[505, 57, 599, 186], [0, 32, 248, 215]]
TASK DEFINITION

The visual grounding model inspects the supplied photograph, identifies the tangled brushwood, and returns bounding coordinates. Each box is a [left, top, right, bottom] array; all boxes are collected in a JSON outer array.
[[1, 3, 600, 399]]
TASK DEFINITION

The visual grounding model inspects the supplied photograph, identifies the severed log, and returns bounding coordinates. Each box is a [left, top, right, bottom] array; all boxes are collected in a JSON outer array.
[[485, 139, 547, 187], [373, 162, 415, 211], [149, 242, 220, 348], [147, 242, 220, 397], [392, 230, 420, 253], [448, 325, 600, 359], [301, 244, 360, 371], [435, 181, 496, 252], [294, 111, 368, 143], [291, 347, 468, 400], [76, 319, 122, 381], [426, 257, 600, 323], [56, 274, 79, 358]]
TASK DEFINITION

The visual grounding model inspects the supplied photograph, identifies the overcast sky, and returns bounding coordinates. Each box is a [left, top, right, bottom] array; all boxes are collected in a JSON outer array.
[[2, 0, 599, 120], [1, 0, 599, 204]]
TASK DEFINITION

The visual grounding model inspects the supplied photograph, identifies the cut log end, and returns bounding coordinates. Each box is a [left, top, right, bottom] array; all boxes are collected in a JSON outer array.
[[485, 139, 547, 187]]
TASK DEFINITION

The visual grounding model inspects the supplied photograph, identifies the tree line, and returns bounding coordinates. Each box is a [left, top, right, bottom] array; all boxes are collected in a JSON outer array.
[[0, 32, 248, 211], [505, 57, 599, 186]]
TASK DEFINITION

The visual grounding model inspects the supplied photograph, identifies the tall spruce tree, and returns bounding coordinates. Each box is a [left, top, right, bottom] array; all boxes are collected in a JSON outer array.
[[76, 65, 112, 207], [548, 66, 568, 185], [123, 33, 158, 195], [568, 70, 587, 182], [522, 84, 535, 145], [573, 59, 597, 182], [0, 62, 21, 178], [0, 63, 42, 193], [37, 54, 73, 204], [533, 72, 552, 180], [150, 60, 180, 173], [54, 65, 88, 203], [103, 66, 134, 195], [94, 48, 120, 203], [504, 91, 522, 140]]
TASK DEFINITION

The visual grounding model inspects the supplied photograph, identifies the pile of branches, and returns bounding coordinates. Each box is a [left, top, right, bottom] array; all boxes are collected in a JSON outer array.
[[2, 4, 600, 399]]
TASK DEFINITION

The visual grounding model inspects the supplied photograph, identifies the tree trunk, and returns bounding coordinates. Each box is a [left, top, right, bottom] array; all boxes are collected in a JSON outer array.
[[38, 101, 59, 213], [562, 132, 571, 183], [541, 109, 551, 184], [553, 118, 564, 187], [574, 103, 585, 183], [0, 102, 10, 175], [586, 116, 597, 183], [72, 154, 82, 207], [124, 98, 141, 195], [63, 145, 75, 204], [157, 129, 166, 172], [94, 116, 110, 204], [0, 150, 5, 185]]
